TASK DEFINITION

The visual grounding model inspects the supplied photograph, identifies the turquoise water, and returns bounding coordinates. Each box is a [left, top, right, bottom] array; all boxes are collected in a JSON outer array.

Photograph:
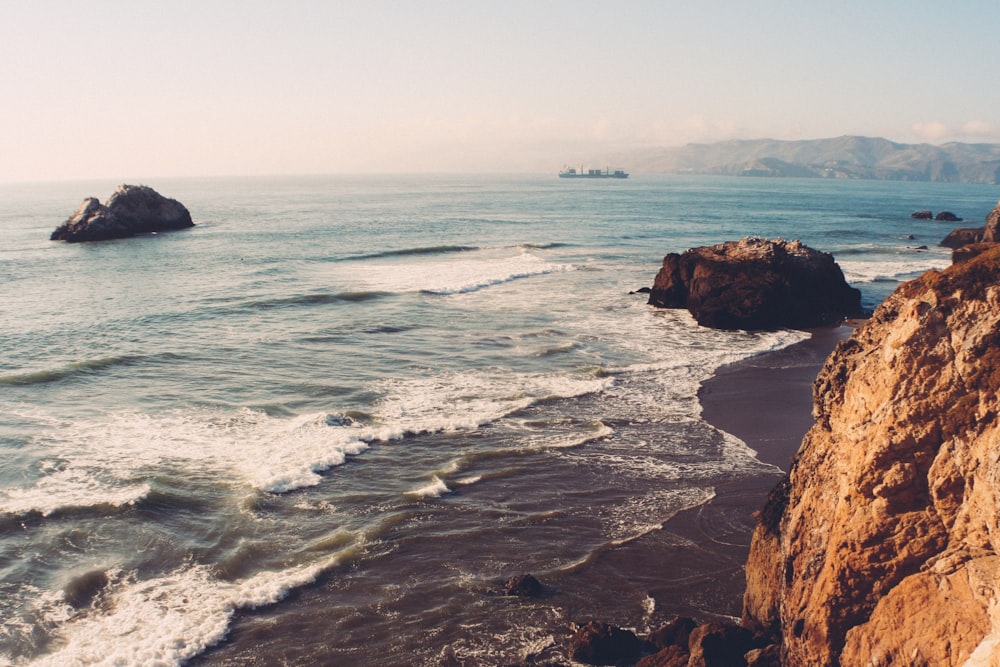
[[0, 174, 994, 665]]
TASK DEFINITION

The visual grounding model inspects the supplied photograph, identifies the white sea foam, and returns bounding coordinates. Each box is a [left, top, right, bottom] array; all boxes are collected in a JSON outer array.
[[839, 255, 951, 284], [1, 368, 612, 516], [513, 421, 614, 451], [332, 247, 572, 295], [408, 476, 451, 499], [28, 557, 338, 667], [372, 371, 613, 437], [453, 475, 482, 486], [0, 407, 374, 515]]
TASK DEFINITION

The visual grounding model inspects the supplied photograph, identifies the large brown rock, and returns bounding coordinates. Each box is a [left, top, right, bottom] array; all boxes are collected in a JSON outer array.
[[567, 620, 644, 665], [647, 238, 861, 330], [742, 244, 1000, 666], [51, 184, 193, 242], [940, 198, 1000, 249]]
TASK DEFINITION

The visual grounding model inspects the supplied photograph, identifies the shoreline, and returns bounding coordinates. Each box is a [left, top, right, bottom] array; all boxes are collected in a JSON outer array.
[[690, 325, 852, 604], [559, 326, 853, 628], [699, 325, 852, 470], [679, 325, 852, 613]]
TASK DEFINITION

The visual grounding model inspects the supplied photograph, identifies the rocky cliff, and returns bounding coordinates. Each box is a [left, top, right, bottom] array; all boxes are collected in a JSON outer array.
[[743, 243, 1000, 666]]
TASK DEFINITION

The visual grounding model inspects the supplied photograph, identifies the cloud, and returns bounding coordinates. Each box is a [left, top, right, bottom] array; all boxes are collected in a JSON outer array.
[[911, 121, 950, 141], [961, 120, 996, 137], [910, 120, 1000, 143], [647, 116, 742, 146]]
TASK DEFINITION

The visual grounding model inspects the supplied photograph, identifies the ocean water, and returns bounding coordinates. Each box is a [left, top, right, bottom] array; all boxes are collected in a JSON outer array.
[[0, 174, 994, 666]]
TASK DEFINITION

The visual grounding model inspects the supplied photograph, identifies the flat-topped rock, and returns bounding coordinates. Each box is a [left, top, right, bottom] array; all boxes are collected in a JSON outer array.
[[647, 238, 862, 330], [51, 184, 193, 242]]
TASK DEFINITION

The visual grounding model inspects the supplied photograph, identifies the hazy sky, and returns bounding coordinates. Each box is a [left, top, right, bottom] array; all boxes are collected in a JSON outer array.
[[2, 0, 998, 181]]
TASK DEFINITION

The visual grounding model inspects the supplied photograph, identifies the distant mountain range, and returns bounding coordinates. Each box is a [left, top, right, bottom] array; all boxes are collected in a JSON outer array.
[[618, 136, 1000, 183]]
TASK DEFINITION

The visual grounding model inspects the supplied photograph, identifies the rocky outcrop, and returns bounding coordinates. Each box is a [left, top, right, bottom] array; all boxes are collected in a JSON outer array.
[[51, 184, 193, 242], [742, 244, 1000, 665], [647, 238, 862, 330], [911, 210, 933, 219], [567, 617, 765, 667], [500, 573, 543, 597], [568, 620, 645, 665], [940, 226, 986, 249], [940, 198, 1000, 249], [935, 210, 963, 222]]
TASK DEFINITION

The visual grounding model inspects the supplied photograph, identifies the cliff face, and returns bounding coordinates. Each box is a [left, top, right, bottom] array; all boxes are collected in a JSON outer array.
[[743, 244, 1000, 666]]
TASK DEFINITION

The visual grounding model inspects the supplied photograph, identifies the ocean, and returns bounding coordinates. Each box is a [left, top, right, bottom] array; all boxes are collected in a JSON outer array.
[[0, 174, 993, 666]]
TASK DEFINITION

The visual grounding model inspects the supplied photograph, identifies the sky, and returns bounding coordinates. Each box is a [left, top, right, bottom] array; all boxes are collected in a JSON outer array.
[[2, 0, 999, 181]]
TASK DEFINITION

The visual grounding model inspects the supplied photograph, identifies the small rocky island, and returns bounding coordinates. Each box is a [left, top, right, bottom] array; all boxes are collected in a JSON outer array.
[[50, 184, 193, 242], [647, 237, 862, 330]]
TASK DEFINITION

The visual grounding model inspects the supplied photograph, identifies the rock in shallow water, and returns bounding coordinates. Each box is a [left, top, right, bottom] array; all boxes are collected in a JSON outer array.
[[50, 184, 193, 242], [647, 237, 862, 330], [501, 573, 543, 597], [568, 620, 644, 665]]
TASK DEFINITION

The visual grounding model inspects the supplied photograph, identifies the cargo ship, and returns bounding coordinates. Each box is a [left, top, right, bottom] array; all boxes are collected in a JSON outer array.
[[559, 165, 629, 179]]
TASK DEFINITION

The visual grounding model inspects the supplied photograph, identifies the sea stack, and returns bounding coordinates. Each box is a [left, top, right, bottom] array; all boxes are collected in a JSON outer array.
[[50, 184, 194, 242], [647, 237, 862, 330], [742, 244, 1000, 665]]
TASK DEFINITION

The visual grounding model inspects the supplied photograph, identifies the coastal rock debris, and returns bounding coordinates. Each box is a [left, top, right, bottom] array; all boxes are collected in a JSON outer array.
[[50, 184, 193, 242], [647, 237, 862, 330], [742, 243, 1000, 665]]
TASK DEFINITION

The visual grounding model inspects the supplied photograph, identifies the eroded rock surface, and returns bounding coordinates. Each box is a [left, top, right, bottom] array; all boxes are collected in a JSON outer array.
[[51, 184, 193, 242], [743, 244, 1000, 666], [647, 238, 861, 330], [940, 198, 1000, 249]]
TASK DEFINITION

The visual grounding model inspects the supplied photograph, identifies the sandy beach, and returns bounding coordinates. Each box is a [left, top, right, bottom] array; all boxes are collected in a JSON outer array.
[[700, 326, 852, 469]]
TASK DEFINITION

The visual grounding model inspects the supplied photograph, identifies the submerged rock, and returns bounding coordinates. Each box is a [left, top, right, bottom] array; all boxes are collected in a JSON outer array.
[[51, 184, 193, 242], [647, 237, 861, 330], [501, 573, 543, 597], [742, 244, 1000, 665]]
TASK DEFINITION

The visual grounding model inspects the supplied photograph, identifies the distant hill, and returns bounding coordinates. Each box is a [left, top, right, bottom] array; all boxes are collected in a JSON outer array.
[[619, 136, 1000, 183]]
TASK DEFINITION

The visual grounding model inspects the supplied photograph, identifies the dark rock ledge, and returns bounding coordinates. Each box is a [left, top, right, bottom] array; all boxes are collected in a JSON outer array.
[[50, 184, 193, 243]]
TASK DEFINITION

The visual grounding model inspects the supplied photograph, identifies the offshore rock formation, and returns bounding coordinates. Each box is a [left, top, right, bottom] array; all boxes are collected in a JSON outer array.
[[647, 238, 862, 330], [51, 184, 193, 242], [940, 198, 1000, 249], [743, 244, 1000, 666]]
